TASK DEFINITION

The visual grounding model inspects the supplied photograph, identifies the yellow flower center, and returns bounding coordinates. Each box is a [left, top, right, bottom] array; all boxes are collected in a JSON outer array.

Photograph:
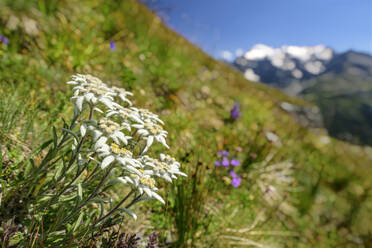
[[110, 143, 132, 156], [144, 122, 163, 135], [154, 160, 171, 171], [140, 177, 155, 188], [99, 118, 120, 134]]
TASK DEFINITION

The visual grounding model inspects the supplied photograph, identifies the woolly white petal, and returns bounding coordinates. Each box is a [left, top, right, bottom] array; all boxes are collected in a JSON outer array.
[[95, 136, 108, 149], [76, 97, 84, 112], [99, 98, 114, 109], [146, 136, 154, 149], [152, 192, 165, 204], [175, 171, 187, 177], [101, 155, 115, 169], [80, 124, 87, 137], [126, 165, 141, 175], [132, 124, 144, 129], [163, 175, 172, 182], [116, 132, 127, 144], [116, 157, 128, 167], [85, 93, 95, 102], [112, 135, 119, 144], [93, 107, 104, 113], [137, 129, 148, 136], [92, 130, 103, 141], [158, 136, 169, 148], [160, 154, 166, 161], [117, 177, 127, 184], [143, 188, 153, 197]]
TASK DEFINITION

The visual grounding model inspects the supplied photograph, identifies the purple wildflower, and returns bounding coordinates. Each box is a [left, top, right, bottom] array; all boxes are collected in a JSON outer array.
[[230, 102, 241, 120], [230, 169, 242, 187], [110, 41, 116, 50], [230, 159, 240, 166], [118, 232, 140, 248], [214, 161, 221, 166], [218, 150, 229, 157], [0, 35, 9, 45], [222, 157, 229, 167], [231, 177, 242, 188], [229, 169, 238, 178], [146, 231, 159, 248]]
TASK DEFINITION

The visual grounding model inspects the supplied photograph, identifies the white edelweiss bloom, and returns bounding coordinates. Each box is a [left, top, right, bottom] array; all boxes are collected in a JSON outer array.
[[67, 74, 89, 85], [95, 142, 141, 173], [68, 74, 122, 112], [106, 108, 143, 126], [130, 107, 164, 125], [118, 170, 165, 204], [138, 155, 186, 182], [159, 153, 187, 178], [87, 118, 131, 145], [111, 86, 133, 106], [132, 122, 168, 153]]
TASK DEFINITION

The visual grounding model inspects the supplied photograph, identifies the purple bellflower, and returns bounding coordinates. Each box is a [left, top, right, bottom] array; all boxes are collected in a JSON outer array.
[[231, 177, 242, 188], [0, 35, 9, 45], [230, 102, 241, 120], [230, 169, 242, 187], [110, 41, 116, 50], [229, 169, 238, 178], [218, 150, 229, 157], [222, 157, 229, 167], [230, 159, 241, 166]]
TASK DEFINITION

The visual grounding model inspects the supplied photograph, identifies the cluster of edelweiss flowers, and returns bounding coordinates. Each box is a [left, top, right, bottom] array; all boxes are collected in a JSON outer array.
[[68, 74, 186, 204]]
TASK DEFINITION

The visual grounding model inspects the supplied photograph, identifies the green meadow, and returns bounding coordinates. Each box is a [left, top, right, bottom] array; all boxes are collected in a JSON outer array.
[[0, 0, 371, 247]]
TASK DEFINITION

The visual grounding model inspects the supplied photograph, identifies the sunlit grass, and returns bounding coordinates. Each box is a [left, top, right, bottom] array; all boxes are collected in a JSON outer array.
[[0, 0, 371, 247]]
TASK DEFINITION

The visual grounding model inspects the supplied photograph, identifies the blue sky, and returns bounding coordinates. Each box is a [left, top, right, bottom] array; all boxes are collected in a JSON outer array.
[[145, 0, 372, 59]]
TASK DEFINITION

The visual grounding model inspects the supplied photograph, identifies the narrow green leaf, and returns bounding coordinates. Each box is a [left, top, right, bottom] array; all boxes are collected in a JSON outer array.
[[61, 128, 79, 142], [77, 183, 82, 201], [53, 126, 58, 148], [35, 139, 53, 155], [118, 208, 137, 220], [54, 165, 64, 181], [60, 194, 77, 202], [24, 159, 34, 177], [62, 117, 68, 129], [72, 212, 84, 233]]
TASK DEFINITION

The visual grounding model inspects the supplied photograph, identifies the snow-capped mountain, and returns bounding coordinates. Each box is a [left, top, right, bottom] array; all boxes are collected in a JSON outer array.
[[232, 44, 372, 145], [233, 44, 335, 88]]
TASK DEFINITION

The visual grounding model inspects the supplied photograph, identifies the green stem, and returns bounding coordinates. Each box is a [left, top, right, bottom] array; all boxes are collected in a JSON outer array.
[[94, 190, 134, 225], [55, 166, 114, 230]]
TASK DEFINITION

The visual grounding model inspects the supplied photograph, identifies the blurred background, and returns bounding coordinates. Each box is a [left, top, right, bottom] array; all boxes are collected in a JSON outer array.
[[144, 0, 372, 145]]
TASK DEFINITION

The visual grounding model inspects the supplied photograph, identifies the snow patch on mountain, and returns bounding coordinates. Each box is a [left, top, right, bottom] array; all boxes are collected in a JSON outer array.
[[241, 44, 333, 76], [244, 68, 260, 82]]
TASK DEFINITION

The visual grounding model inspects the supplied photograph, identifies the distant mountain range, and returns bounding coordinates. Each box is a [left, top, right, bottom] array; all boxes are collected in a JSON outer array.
[[232, 45, 372, 145]]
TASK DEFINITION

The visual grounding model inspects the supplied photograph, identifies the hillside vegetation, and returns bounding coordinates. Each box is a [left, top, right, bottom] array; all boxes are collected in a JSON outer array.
[[0, 0, 371, 247], [302, 73, 372, 145]]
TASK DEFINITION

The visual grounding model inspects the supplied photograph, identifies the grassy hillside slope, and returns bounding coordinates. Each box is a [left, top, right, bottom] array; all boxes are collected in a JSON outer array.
[[301, 73, 372, 145], [1, 0, 371, 247]]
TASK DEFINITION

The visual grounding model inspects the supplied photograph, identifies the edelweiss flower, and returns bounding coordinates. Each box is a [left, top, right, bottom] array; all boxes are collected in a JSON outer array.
[[96, 142, 141, 173], [118, 170, 165, 204], [66, 74, 187, 206], [132, 122, 168, 153], [130, 107, 164, 125], [106, 108, 144, 126], [159, 154, 187, 177], [111, 86, 133, 105], [138, 154, 186, 182], [84, 118, 131, 146], [67, 74, 131, 112]]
